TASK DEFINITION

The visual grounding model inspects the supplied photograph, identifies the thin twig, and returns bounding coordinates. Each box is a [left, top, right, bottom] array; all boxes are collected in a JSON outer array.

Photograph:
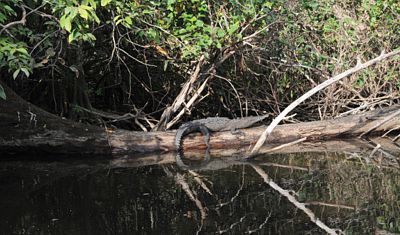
[[212, 73, 243, 117], [304, 201, 355, 210], [368, 144, 381, 159]]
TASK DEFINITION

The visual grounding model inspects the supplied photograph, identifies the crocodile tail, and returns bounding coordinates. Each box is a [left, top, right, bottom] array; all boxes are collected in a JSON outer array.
[[175, 123, 205, 151], [174, 123, 211, 170]]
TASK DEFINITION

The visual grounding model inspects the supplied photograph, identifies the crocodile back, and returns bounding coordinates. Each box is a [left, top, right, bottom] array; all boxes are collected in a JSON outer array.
[[222, 114, 269, 131], [192, 117, 231, 131]]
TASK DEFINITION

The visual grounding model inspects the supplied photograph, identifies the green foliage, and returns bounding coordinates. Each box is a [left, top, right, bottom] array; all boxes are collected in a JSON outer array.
[[107, 0, 278, 60], [53, 0, 100, 43], [362, 0, 400, 28], [0, 0, 279, 83], [0, 37, 31, 79], [0, 0, 20, 24]]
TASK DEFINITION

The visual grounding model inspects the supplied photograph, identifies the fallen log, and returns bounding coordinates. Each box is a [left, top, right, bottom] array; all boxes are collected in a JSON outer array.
[[108, 106, 400, 154], [0, 81, 399, 156]]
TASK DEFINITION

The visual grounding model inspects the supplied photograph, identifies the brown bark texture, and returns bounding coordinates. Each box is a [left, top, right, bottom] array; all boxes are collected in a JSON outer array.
[[0, 81, 399, 157]]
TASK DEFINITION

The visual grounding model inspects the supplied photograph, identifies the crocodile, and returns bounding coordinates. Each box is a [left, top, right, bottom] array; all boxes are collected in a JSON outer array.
[[174, 114, 270, 169]]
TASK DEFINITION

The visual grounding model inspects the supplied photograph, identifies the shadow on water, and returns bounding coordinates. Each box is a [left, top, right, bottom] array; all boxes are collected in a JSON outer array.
[[1, 137, 400, 234]]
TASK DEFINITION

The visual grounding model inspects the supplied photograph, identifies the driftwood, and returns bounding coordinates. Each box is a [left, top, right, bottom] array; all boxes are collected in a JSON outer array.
[[0, 81, 399, 157]]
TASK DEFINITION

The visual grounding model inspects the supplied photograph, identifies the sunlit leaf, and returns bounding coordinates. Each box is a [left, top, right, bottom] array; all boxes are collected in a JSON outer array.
[[101, 0, 111, 7], [78, 7, 89, 19], [125, 16, 132, 25], [79, 5, 92, 11], [13, 68, 20, 79], [67, 29, 82, 43], [91, 13, 100, 24], [20, 68, 30, 77], [264, 2, 273, 9], [60, 15, 72, 32]]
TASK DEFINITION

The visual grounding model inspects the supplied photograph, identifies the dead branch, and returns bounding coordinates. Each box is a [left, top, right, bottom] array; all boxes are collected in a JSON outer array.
[[249, 49, 400, 158], [156, 56, 204, 130]]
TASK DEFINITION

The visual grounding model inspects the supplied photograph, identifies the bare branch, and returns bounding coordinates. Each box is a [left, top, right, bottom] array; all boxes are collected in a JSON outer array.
[[248, 49, 400, 158], [156, 56, 205, 130]]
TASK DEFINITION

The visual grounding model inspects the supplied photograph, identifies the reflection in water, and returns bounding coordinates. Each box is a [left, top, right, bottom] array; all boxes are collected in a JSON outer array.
[[1, 150, 400, 234]]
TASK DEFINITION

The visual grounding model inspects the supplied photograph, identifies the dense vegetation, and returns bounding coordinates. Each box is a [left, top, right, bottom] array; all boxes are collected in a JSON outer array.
[[0, 0, 399, 130]]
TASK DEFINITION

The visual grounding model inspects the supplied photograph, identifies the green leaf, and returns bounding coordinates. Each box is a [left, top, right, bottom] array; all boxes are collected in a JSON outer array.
[[68, 33, 75, 43], [16, 47, 28, 54], [101, 0, 111, 6], [0, 84, 6, 100], [60, 15, 72, 32], [124, 16, 132, 25], [82, 33, 96, 41], [195, 20, 204, 27], [20, 68, 30, 77], [113, 15, 121, 22], [79, 5, 92, 11], [227, 22, 239, 35], [264, 2, 273, 9], [13, 68, 20, 79], [85, 0, 97, 8], [3, 5, 16, 16], [91, 12, 100, 24], [216, 28, 225, 38], [78, 7, 89, 19], [0, 13, 6, 24]]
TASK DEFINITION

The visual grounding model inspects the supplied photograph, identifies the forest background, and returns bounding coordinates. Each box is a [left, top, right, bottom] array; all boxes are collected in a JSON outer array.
[[0, 0, 399, 130]]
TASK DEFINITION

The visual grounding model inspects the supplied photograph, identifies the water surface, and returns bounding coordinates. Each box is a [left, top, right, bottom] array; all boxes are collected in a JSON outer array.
[[1, 151, 399, 234]]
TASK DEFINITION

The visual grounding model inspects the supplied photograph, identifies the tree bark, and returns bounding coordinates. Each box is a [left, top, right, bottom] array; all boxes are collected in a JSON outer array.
[[0, 81, 399, 157]]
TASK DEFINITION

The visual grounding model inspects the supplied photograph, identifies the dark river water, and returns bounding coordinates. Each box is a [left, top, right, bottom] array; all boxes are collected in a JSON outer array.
[[1, 150, 400, 234]]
